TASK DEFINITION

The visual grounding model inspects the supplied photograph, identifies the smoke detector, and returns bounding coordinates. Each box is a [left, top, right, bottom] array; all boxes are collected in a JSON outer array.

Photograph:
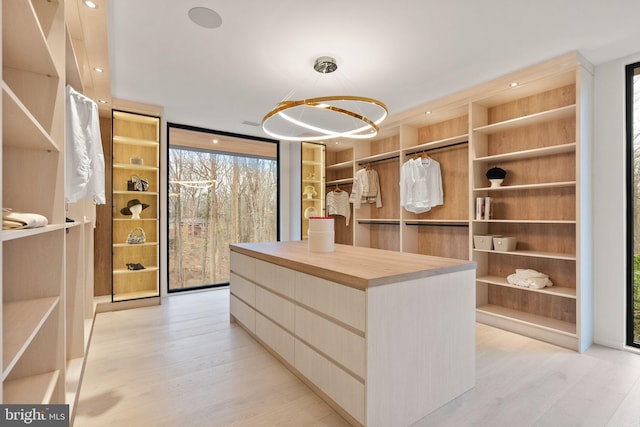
[[314, 56, 338, 74]]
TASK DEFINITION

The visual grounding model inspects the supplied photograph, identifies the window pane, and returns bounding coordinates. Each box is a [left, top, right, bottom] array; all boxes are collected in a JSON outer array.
[[629, 63, 640, 346], [168, 144, 278, 291]]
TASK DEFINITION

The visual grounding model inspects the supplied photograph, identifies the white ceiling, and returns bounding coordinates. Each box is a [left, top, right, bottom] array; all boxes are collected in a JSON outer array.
[[107, 0, 640, 144]]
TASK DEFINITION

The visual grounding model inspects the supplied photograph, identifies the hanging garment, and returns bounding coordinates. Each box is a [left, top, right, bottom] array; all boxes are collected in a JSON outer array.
[[349, 167, 382, 209], [65, 85, 106, 204], [326, 190, 351, 225], [400, 157, 443, 214]]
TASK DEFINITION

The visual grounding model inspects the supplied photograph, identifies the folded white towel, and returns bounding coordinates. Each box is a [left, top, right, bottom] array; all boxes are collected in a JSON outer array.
[[507, 269, 553, 289], [2, 210, 48, 230]]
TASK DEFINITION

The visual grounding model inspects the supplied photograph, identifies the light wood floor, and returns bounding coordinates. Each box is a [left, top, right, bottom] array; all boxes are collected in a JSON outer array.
[[76, 289, 640, 427]]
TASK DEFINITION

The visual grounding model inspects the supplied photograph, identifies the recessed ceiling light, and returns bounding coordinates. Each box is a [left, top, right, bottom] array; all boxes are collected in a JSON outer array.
[[212, 139, 219, 144], [510, 82, 518, 88], [83, 1, 98, 9], [98, 99, 108, 104], [188, 7, 223, 29], [94, 67, 104, 73], [425, 111, 432, 115]]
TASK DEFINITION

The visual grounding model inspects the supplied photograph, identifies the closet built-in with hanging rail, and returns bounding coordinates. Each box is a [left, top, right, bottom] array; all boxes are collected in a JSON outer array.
[[324, 51, 593, 352]]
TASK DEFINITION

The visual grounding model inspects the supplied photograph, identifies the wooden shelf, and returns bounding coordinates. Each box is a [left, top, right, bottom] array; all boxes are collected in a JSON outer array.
[[113, 135, 159, 147], [113, 242, 158, 248], [3, 370, 60, 404], [2, 224, 66, 242], [327, 178, 354, 186], [476, 304, 576, 336], [473, 104, 576, 134], [2, 82, 59, 151], [356, 150, 399, 165], [3, 297, 60, 377], [3, 0, 58, 77], [473, 181, 576, 192], [473, 219, 576, 225], [113, 218, 157, 223], [474, 143, 576, 163], [404, 219, 469, 227], [326, 160, 354, 170], [477, 275, 576, 298], [113, 267, 159, 275], [113, 190, 159, 196], [113, 110, 159, 124], [113, 163, 158, 172], [473, 248, 576, 261], [302, 160, 322, 166], [302, 179, 323, 185], [402, 134, 468, 155]]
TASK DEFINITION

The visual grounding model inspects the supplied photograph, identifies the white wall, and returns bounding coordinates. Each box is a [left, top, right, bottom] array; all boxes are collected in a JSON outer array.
[[279, 140, 301, 241], [593, 52, 640, 348]]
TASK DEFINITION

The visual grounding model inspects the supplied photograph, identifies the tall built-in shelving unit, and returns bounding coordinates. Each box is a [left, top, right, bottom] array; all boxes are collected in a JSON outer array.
[[301, 142, 326, 239], [324, 52, 593, 351], [111, 109, 161, 303], [2, 1, 99, 421], [2, 0, 65, 406]]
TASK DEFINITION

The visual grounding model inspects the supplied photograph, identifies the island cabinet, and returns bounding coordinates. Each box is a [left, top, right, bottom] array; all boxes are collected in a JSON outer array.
[[229, 241, 476, 427]]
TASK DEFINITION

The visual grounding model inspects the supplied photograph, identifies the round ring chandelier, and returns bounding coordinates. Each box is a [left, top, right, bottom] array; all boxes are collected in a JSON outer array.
[[261, 57, 388, 142]]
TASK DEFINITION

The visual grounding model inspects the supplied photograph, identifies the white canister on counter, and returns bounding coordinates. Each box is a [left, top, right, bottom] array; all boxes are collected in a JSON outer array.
[[308, 217, 335, 252]]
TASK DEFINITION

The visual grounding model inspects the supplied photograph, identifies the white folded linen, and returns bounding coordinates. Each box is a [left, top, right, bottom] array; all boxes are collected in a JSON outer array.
[[2, 210, 48, 230], [506, 269, 553, 289]]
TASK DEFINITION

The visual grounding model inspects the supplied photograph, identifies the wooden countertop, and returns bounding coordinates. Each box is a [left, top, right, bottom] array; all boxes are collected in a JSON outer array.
[[230, 241, 476, 290]]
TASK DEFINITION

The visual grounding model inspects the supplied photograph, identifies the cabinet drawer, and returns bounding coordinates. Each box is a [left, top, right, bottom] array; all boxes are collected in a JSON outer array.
[[295, 272, 366, 332], [255, 286, 294, 332], [295, 339, 364, 424], [295, 306, 365, 379], [230, 251, 255, 280], [255, 259, 295, 298], [230, 273, 255, 306], [256, 313, 295, 366], [230, 294, 255, 333]]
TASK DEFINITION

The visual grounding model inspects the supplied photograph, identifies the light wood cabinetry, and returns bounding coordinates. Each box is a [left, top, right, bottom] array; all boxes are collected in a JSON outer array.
[[111, 110, 161, 302], [324, 52, 592, 351], [230, 241, 476, 427], [2, 0, 97, 419], [301, 142, 325, 239]]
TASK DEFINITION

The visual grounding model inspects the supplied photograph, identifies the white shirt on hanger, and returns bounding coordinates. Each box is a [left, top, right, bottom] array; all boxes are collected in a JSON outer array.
[[65, 85, 106, 204]]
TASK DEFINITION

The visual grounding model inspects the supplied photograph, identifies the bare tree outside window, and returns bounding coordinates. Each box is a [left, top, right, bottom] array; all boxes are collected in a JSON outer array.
[[168, 138, 278, 291]]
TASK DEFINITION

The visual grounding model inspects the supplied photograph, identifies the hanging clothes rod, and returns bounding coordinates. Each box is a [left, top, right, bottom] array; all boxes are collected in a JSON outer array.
[[357, 220, 400, 226], [405, 140, 468, 157], [357, 154, 399, 166], [405, 222, 469, 227]]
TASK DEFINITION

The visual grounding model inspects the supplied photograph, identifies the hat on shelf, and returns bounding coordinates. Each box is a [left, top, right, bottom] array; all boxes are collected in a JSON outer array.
[[486, 167, 507, 179], [120, 199, 150, 215]]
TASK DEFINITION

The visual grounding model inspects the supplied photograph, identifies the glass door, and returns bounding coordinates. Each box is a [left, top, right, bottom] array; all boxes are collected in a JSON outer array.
[[168, 124, 279, 292]]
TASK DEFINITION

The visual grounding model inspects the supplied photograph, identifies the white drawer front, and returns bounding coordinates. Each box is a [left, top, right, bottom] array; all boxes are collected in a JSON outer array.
[[256, 313, 295, 366], [295, 272, 366, 332], [230, 251, 255, 280], [255, 259, 295, 298], [295, 339, 364, 424], [295, 306, 365, 379], [230, 273, 255, 307], [230, 294, 255, 333], [255, 286, 294, 332]]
